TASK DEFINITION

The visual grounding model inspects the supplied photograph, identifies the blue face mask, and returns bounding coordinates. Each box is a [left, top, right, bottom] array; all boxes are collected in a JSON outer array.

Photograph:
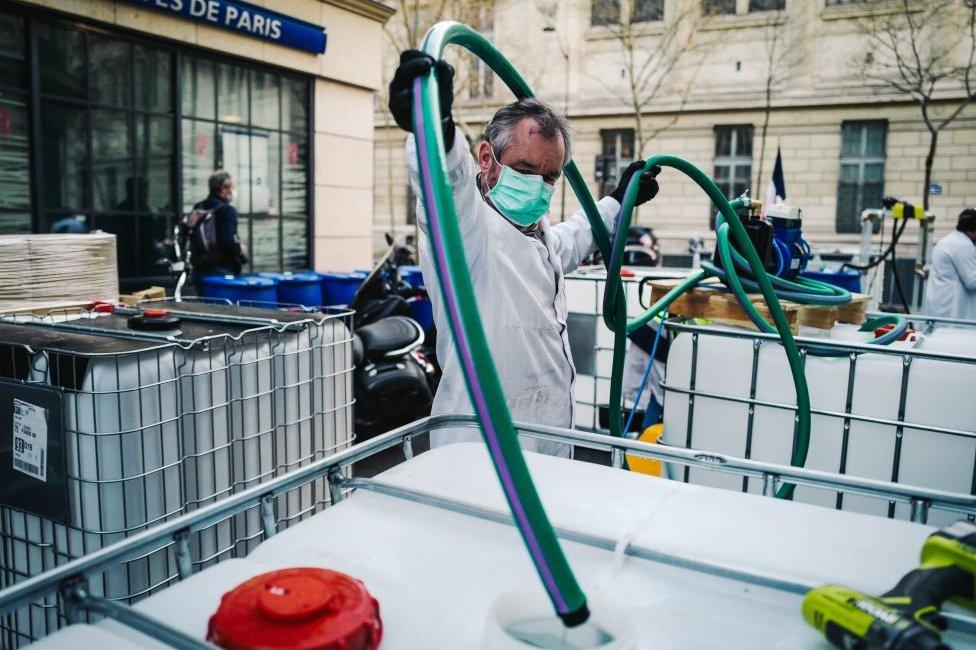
[[485, 148, 555, 226]]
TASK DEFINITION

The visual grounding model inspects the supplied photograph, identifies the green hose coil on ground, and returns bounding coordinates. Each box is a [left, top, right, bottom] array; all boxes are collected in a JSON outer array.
[[412, 20, 816, 625]]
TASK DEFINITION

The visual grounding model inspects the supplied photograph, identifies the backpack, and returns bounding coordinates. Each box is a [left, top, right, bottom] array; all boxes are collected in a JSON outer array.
[[180, 207, 219, 268]]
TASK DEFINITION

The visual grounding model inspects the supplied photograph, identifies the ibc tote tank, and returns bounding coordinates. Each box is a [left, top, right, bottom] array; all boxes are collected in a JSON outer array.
[[138, 300, 355, 531], [662, 326, 976, 526], [0, 321, 183, 643]]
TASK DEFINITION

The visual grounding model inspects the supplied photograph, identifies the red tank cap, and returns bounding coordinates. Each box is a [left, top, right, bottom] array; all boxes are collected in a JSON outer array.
[[620, 269, 635, 278], [142, 308, 171, 319], [92, 302, 115, 314], [874, 323, 914, 341], [207, 568, 382, 650]]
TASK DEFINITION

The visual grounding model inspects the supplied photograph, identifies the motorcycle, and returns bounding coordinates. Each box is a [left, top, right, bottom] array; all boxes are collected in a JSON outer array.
[[349, 235, 440, 436]]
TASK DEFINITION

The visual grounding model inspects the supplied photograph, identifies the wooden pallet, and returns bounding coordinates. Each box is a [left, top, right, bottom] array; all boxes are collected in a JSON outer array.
[[646, 278, 869, 332]]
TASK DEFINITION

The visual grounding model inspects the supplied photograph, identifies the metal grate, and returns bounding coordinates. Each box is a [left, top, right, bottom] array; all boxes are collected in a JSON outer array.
[[0, 302, 354, 645], [0, 415, 971, 648]]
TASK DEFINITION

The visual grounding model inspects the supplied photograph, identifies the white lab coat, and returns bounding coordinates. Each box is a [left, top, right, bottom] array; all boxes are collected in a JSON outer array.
[[405, 128, 619, 457], [923, 230, 976, 320]]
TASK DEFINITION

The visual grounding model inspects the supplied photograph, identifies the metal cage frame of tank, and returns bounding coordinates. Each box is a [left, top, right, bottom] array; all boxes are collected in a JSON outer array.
[[563, 267, 688, 431], [0, 414, 972, 649], [0, 304, 355, 646], [657, 317, 976, 522]]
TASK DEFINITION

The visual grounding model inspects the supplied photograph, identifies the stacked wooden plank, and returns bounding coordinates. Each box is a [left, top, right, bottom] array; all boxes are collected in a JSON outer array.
[[0, 233, 119, 312]]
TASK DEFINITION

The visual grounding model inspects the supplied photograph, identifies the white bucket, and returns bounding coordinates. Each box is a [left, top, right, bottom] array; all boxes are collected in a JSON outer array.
[[483, 590, 637, 650]]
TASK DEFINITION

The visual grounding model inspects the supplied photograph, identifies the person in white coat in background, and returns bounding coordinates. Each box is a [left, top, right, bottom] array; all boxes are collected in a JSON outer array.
[[923, 209, 976, 320], [388, 51, 661, 457]]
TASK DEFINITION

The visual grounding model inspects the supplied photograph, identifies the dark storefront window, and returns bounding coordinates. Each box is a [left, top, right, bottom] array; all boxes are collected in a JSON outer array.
[[181, 55, 310, 273], [0, 7, 313, 286], [0, 12, 31, 234], [35, 22, 175, 283]]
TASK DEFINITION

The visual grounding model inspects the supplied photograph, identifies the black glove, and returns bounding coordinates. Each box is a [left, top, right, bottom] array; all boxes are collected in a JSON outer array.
[[609, 162, 661, 206], [388, 50, 456, 151]]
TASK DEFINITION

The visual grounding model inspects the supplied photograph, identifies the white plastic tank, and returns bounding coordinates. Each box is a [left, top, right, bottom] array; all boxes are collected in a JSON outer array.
[[663, 325, 976, 525], [27, 444, 961, 649], [0, 322, 184, 644], [138, 301, 355, 534]]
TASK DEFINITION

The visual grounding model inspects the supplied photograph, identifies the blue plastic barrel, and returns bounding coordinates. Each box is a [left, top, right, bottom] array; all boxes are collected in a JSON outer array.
[[318, 270, 368, 306], [409, 298, 435, 331], [800, 268, 862, 293], [202, 275, 279, 304], [258, 271, 323, 307], [399, 265, 425, 288]]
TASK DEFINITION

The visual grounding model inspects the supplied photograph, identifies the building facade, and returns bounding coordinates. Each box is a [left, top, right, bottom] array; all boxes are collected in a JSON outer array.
[[373, 0, 976, 257], [0, 0, 393, 289]]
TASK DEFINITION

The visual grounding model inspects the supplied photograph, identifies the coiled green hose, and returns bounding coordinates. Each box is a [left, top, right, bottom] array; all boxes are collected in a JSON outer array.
[[412, 20, 819, 624]]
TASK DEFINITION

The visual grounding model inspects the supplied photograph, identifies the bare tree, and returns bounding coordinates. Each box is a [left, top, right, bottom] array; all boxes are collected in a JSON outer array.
[[378, 0, 492, 246], [754, 5, 803, 192], [858, 0, 976, 210], [588, 0, 711, 156]]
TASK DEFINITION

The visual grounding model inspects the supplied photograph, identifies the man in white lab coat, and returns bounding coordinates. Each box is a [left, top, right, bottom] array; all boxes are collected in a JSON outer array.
[[923, 209, 976, 320], [388, 51, 660, 456]]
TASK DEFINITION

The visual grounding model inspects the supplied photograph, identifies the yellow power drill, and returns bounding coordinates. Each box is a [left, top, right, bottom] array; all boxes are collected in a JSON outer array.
[[803, 520, 976, 649]]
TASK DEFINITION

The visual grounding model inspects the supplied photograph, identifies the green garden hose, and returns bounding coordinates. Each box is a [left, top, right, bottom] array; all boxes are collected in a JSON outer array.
[[411, 19, 870, 626]]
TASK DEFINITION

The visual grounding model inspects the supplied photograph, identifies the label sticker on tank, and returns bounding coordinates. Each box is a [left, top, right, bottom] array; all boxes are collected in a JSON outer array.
[[12, 399, 47, 482]]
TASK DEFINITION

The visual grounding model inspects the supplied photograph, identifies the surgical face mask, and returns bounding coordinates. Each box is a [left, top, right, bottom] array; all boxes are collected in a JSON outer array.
[[226, 190, 235, 204], [485, 147, 555, 226]]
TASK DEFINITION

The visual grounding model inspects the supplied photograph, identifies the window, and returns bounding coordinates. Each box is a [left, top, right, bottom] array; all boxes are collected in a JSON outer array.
[[591, 0, 621, 26], [712, 125, 753, 227], [33, 22, 175, 284], [1, 10, 312, 285], [749, 0, 785, 10], [592, 0, 661, 25], [703, 0, 737, 15], [0, 11, 31, 234], [596, 129, 635, 197], [706, 0, 784, 15], [406, 185, 417, 226], [632, 0, 664, 22], [469, 7, 494, 99], [836, 121, 886, 234], [469, 59, 494, 100], [181, 54, 311, 273]]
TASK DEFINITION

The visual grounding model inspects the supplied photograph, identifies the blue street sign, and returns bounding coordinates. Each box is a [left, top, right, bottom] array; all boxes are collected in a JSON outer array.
[[123, 0, 327, 54], [929, 183, 943, 196]]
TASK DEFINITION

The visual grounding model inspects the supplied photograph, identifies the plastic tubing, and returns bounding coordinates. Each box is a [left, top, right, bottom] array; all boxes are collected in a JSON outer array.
[[413, 19, 829, 621], [623, 313, 667, 436], [602, 162, 811, 499], [413, 21, 590, 626]]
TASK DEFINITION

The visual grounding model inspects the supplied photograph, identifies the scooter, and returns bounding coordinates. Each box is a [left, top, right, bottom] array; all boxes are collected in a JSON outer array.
[[349, 235, 439, 435]]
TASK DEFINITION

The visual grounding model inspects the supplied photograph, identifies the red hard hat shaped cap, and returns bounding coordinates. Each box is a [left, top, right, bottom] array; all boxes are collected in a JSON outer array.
[[207, 568, 382, 650]]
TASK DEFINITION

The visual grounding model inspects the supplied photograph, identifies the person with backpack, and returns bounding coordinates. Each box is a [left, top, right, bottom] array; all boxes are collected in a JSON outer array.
[[183, 170, 248, 295]]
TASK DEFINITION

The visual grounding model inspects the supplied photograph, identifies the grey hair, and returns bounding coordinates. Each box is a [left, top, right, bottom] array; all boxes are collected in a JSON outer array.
[[208, 170, 233, 195], [483, 98, 573, 164]]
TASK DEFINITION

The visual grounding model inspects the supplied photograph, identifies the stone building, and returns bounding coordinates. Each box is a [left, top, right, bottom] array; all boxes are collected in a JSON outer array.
[[373, 0, 976, 258]]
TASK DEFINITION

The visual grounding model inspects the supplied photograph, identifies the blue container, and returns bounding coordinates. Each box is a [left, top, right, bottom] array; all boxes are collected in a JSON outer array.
[[409, 298, 435, 332], [202, 275, 279, 304], [258, 271, 323, 307], [318, 270, 368, 306], [801, 269, 862, 293], [399, 265, 425, 288]]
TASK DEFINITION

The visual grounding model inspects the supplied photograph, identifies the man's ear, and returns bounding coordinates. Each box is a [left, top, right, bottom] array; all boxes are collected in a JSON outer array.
[[477, 141, 493, 180]]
